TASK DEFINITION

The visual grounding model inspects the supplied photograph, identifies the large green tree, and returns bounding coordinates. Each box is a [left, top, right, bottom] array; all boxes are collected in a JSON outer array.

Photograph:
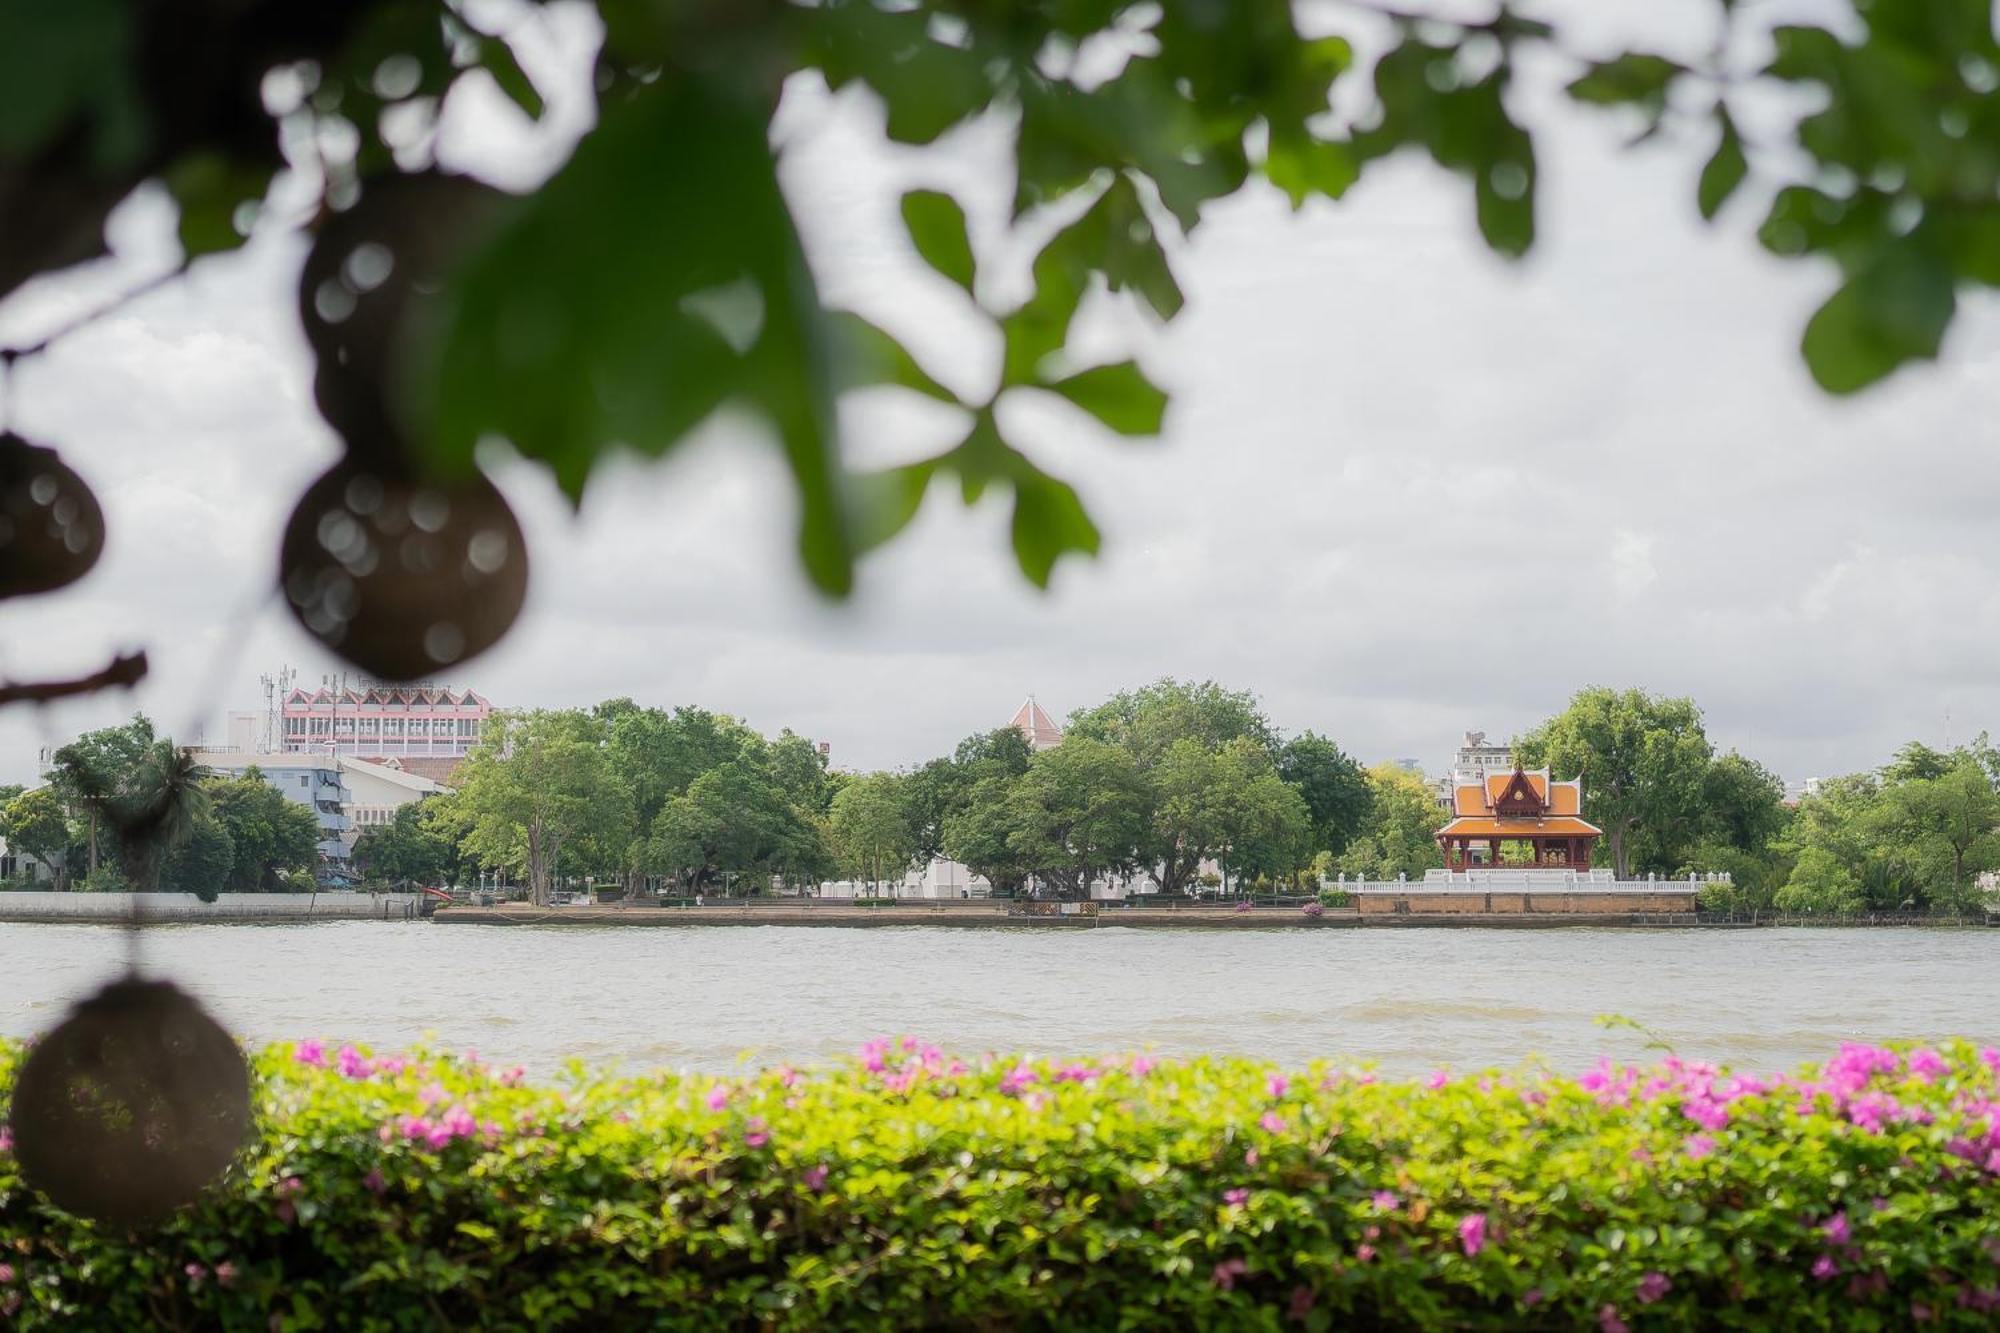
[[353, 801, 452, 889], [46, 715, 160, 878], [1067, 680, 1275, 769], [159, 813, 235, 902], [1334, 764, 1446, 883], [941, 775, 1035, 898], [1, 788, 74, 889], [829, 773, 917, 895], [1005, 739, 1149, 898], [1515, 689, 1715, 879], [448, 710, 630, 906], [206, 770, 322, 893], [648, 760, 825, 894], [1276, 732, 1373, 861]]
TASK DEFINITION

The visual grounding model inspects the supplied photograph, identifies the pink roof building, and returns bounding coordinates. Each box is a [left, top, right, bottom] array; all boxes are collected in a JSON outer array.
[[1011, 696, 1063, 751], [281, 683, 494, 762]]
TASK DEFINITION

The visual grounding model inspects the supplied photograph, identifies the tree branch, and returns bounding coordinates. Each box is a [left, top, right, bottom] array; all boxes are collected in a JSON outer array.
[[0, 651, 148, 709]]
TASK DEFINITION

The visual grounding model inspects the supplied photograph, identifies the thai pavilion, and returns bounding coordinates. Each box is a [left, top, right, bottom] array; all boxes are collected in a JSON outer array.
[[1435, 766, 1602, 871]]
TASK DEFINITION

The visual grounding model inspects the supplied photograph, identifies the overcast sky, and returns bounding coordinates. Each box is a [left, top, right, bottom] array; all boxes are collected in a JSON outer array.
[[2, 0, 1995, 789]]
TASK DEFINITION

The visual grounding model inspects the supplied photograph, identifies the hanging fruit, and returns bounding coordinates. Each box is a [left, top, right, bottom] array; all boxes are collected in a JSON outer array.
[[8, 978, 251, 1228], [0, 431, 105, 600], [280, 458, 528, 680], [281, 172, 528, 679]]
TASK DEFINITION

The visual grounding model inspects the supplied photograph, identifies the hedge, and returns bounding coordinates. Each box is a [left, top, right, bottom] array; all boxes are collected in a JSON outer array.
[[5, 1037, 2000, 1328]]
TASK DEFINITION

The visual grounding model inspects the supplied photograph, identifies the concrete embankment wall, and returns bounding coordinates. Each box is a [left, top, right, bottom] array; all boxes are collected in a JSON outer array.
[[0, 891, 428, 923], [1354, 890, 1697, 916]]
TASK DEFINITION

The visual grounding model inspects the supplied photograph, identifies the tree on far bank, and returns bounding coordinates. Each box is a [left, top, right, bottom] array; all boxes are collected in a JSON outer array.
[[1334, 764, 1446, 882], [354, 802, 452, 889], [206, 769, 323, 893], [159, 813, 235, 902], [648, 760, 823, 893], [1515, 688, 1714, 879], [46, 714, 161, 878], [1775, 846, 1866, 916], [830, 773, 917, 895], [1066, 679, 1276, 769], [1005, 738, 1149, 898], [941, 776, 1034, 898], [2, 788, 74, 889], [1276, 732, 1373, 860], [449, 710, 630, 906]]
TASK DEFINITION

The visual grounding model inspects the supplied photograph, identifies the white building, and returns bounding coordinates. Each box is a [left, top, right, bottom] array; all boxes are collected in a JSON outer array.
[[1438, 729, 1514, 805], [337, 756, 447, 853]]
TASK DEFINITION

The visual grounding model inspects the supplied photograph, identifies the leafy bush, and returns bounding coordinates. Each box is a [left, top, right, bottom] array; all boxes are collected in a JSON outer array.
[[1317, 888, 1351, 908], [6, 1038, 2000, 1328]]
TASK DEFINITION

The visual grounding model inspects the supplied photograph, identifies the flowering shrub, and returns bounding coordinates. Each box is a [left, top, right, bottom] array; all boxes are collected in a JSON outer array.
[[1301, 901, 1326, 917], [5, 1038, 2000, 1327]]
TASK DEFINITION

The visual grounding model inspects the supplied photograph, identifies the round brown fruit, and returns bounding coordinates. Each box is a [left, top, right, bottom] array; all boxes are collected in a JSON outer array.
[[279, 459, 528, 680], [298, 173, 509, 453], [0, 431, 105, 600], [9, 978, 251, 1228]]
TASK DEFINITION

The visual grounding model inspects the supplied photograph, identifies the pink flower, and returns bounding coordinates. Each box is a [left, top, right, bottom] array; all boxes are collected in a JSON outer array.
[[214, 1262, 238, 1289], [1907, 1048, 1947, 1081], [1224, 1188, 1250, 1206], [1267, 1075, 1290, 1099], [802, 1165, 828, 1192], [999, 1065, 1038, 1096], [1288, 1286, 1316, 1320], [1356, 1244, 1376, 1263], [497, 1066, 525, 1086], [0, 1263, 12, 1283], [1822, 1212, 1850, 1245], [1129, 1055, 1157, 1077], [399, 1115, 431, 1143], [1054, 1062, 1097, 1084], [1684, 1134, 1716, 1161], [1811, 1255, 1837, 1281], [362, 1168, 386, 1195], [442, 1105, 477, 1141], [1259, 1112, 1287, 1134], [1912, 1301, 1935, 1323], [336, 1045, 371, 1080], [275, 1175, 304, 1198], [294, 1039, 325, 1067], [1211, 1258, 1248, 1290], [275, 1200, 297, 1224], [778, 1066, 800, 1089], [185, 1262, 207, 1289], [1522, 1288, 1543, 1307], [424, 1122, 455, 1151], [744, 1117, 770, 1149], [1372, 1190, 1400, 1211], [0, 1126, 11, 1154], [1598, 1305, 1628, 1333], [1244, 1148, 1259, 1166], [374, 1055, 407, 1078], [1637, 1272, 1671, 1304], [704, 1085, 731, 1112], [418, 1081, 448, 1108], [1425, 1070, 1449, 1091], [1458, 1213, 1488, 1257]]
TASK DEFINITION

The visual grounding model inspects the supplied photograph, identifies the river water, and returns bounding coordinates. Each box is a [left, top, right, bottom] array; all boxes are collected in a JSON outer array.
[[2, 923, 1994, 1078]]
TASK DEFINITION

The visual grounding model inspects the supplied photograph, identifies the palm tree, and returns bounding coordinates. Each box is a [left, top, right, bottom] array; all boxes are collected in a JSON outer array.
[[112, 744, 213, 891]]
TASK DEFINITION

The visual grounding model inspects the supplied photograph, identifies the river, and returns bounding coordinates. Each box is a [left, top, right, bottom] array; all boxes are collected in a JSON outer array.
[[2, 923, 1993, 1078]]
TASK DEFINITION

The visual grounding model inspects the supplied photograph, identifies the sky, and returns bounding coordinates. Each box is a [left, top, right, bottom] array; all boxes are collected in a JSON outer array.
[[2, 0, 1997, 789]]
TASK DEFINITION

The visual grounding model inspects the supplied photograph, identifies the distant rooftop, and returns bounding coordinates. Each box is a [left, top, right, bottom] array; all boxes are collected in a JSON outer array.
[[1011, 697, 1063, 751]]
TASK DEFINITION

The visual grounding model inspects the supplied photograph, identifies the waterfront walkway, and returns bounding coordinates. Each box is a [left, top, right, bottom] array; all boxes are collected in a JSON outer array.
[[429, 902, 1706, 929]]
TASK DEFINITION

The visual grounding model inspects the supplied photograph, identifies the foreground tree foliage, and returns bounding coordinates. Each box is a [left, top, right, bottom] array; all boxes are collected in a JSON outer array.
[[5, 1036, 2000, 1328], [3, 0, 1998, 697]]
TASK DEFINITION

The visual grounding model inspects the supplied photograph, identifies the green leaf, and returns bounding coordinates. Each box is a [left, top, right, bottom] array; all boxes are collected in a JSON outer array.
[[1566, 54, 1684, 111], [1800, 245, 1956, 393], [477, 35, 545, 120], [0, 0, 145, 168], [848, 460, 937, 552], [805, 7, 991, 145], [900, 190, 977, 293], [430, 76, 854, 593], [1011, 468, 1101, 588], [1697, 107, 1747, 221], [1264, 134, 1360, 208], [827, 311, 958, 403], [164, 153, 270, 259], [1044, 361, 1167, 436]]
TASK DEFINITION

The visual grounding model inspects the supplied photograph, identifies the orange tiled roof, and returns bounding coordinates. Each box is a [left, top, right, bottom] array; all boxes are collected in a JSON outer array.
[[1484, 770, 1549, 803], [1436, 815, 1601, 837], [1547, 780, 1581, 816]]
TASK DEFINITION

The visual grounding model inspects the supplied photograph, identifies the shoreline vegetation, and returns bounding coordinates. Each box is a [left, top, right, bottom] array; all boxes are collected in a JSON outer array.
[[10, 681, 2000, 925], [6, 1037, 2000, 1328]]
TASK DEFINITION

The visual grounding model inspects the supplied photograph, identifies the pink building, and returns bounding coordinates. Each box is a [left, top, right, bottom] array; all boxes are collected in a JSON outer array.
[[282, 683, 493, 772]]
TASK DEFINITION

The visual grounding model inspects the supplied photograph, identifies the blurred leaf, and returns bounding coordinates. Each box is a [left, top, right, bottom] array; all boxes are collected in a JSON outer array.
[[431, 76, 854, 593], [476, 35, 544, 120], [848, 460, 937, 552], [1566, 54, 1683, 112], [1265, 134, 1360, 208], [0, 0, 145, 167], [164, 153, 269, 258], [1697, 107, 1747, 221], [1800, 245, 1955, 393], [1044, 361, 1166, 436], [827, 311, 958, 402], [1011, 468, 1101, 588], [805, 6, 991, 145], [901, 189, 977, 293]]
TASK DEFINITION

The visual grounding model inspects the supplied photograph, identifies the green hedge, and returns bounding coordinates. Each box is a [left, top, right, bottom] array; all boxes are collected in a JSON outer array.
[[5, 1037, 2000, 1327]]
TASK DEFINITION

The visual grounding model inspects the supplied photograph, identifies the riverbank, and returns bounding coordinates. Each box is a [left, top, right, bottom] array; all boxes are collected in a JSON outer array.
[[0, 891, 429, 924], [430, 902, 1712, 929]]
